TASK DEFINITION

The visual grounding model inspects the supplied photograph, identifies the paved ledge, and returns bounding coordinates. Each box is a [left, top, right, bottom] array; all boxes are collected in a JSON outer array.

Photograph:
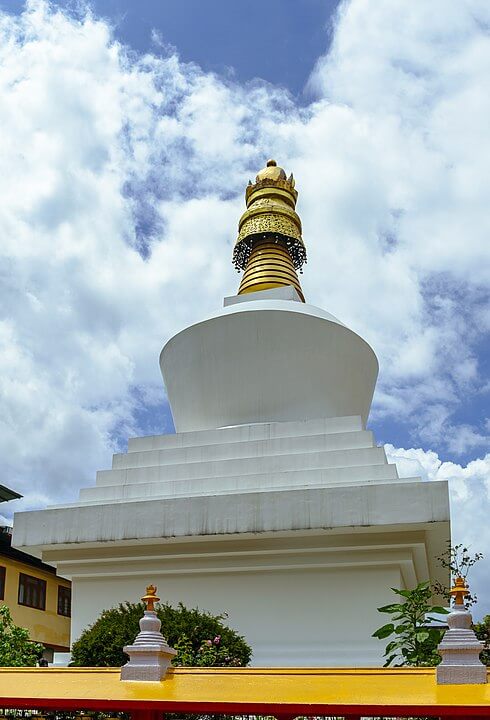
[[0, 667, 488, 715]]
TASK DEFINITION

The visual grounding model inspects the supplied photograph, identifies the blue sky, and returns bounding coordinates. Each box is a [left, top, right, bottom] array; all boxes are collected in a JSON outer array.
[[84, 0, 338, 97], [0, 0, 489, 613], [0, 0, 338, 94]]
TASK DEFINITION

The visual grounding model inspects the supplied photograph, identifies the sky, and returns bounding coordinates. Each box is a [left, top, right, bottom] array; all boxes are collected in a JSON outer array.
[[0, 0, 489, 616]]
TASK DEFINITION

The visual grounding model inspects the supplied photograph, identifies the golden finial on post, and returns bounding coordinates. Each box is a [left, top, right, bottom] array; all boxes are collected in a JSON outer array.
[[450, 576, 469, 607], [141, 584, 160, 612]]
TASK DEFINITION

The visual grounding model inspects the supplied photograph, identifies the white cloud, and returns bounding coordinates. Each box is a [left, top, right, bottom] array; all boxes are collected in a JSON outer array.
[[0, 0, 488, 545], [387, 444, 490, 619]]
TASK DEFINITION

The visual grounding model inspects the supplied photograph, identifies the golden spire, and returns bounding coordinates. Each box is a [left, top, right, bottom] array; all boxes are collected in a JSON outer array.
[[233, 159, 306, 301], [450, 576, 469, 607], [141, 584, 160, 612]]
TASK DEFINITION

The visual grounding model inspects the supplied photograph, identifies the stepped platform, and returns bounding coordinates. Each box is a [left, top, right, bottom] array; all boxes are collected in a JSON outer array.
[[13, 416, 449, 666]]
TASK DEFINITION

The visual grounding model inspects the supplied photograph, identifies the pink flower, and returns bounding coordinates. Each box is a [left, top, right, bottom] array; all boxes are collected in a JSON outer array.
[[214, 635, 221, 645], [205, 639, 213, 646]]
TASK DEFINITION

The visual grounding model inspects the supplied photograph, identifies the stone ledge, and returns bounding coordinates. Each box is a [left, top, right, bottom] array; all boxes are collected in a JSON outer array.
[[78, 465, 404, 504], [13, 480, 450, 549], [96, 445, 390, 486], [127, 416, 364, 453]]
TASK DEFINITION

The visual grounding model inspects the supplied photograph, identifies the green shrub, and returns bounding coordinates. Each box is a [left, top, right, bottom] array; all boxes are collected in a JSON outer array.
[[372, 581, 448, 667], [71, 601, 251, 667], [0, 605, 44, 666]]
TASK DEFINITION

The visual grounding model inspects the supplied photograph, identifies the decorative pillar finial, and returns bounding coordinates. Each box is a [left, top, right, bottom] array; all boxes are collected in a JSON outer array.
[[121, 584, 176, 682], [233, 159, 306, 302], [437, 577, 487, 685], [142, 584, 160, 612], [450, 576, 468, 607]]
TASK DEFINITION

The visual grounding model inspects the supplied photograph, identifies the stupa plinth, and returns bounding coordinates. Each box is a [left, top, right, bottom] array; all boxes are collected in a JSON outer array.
[[13, 160, 450, 665]]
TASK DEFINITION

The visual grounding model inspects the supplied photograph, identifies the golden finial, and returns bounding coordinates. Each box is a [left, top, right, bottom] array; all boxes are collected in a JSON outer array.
[[450, 576, 469, 607], [141, 584, 160, 612], [255, 158, 287, 183], [233, 158, 306, 301]]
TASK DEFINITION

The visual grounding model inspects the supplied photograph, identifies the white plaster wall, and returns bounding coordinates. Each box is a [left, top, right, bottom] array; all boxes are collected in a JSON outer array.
[[72, 565, 401, 666]]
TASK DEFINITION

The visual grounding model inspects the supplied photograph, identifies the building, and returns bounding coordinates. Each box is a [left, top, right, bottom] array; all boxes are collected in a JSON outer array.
[[0, 527, 71, 659], [12, 160, 450, 665], [0, 485, 22, 504], [0, 485, 71, 660]]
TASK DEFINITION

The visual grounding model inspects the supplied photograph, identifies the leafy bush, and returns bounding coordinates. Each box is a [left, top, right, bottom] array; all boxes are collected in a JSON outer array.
[[474, 614, 490, 666], [0, 605, 44, 666], [71, 601, 251, 667], [372, 581, 448, 667]]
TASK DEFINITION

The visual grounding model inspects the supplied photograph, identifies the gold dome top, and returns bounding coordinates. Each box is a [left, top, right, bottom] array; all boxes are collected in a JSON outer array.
[[256, 159, 287, 183]]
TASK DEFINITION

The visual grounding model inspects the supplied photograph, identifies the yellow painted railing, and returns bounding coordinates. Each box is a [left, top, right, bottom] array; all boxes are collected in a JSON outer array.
[[0, 666, 489, 719]]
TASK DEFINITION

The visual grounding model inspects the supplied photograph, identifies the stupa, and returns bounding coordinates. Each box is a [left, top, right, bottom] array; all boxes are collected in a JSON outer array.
[[13, 160, 450, 665]]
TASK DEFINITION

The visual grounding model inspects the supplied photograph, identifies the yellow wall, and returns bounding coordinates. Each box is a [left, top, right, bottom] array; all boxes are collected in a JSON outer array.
[[0, 554, 70, 650]]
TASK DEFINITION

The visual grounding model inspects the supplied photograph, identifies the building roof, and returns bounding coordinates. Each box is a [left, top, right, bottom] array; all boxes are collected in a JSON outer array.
[[0, 529, 57, 576], [0, 667, 488, 716], [0, 484, 22, 503]]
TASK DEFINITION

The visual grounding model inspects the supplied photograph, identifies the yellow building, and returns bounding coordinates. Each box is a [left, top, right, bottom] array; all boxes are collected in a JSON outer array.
[[0, 525, 71, 660]]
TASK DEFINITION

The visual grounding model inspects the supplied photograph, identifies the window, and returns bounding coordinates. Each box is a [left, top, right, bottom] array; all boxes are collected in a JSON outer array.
[[57, 585, 71, 617], [0, 566, 5, 600], [18, 573, 46, 610]]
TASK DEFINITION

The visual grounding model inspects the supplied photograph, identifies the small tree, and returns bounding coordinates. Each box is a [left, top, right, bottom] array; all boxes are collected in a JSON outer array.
[[71, 601, 251, 667], [372, 581, 448, 667], [0, 605, 44, 666], [433, 542, 483, 607]]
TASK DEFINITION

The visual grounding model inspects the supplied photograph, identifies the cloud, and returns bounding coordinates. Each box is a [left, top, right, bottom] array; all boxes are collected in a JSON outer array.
[[302, 1, 490, 445], [0, 0, 488, 533], [386, 444, 490, 619]]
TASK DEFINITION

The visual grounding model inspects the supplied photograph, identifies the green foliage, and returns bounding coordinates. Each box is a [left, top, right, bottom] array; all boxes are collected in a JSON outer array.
[[473, 614, 490, 666], [0, 605, 44, 666], [372, 581, 448, 667], [173, 634, 244, 667], [433, 542, 483, 607], [71, 601, 251, 667]]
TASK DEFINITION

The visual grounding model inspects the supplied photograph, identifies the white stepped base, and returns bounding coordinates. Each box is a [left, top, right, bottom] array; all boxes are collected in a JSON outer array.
[[113, 429, 374, 470], [97, 446, 389, 488], [67, 417, 398, 507], [79, 464, 402, 504], [127, 416, 363, 453]]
